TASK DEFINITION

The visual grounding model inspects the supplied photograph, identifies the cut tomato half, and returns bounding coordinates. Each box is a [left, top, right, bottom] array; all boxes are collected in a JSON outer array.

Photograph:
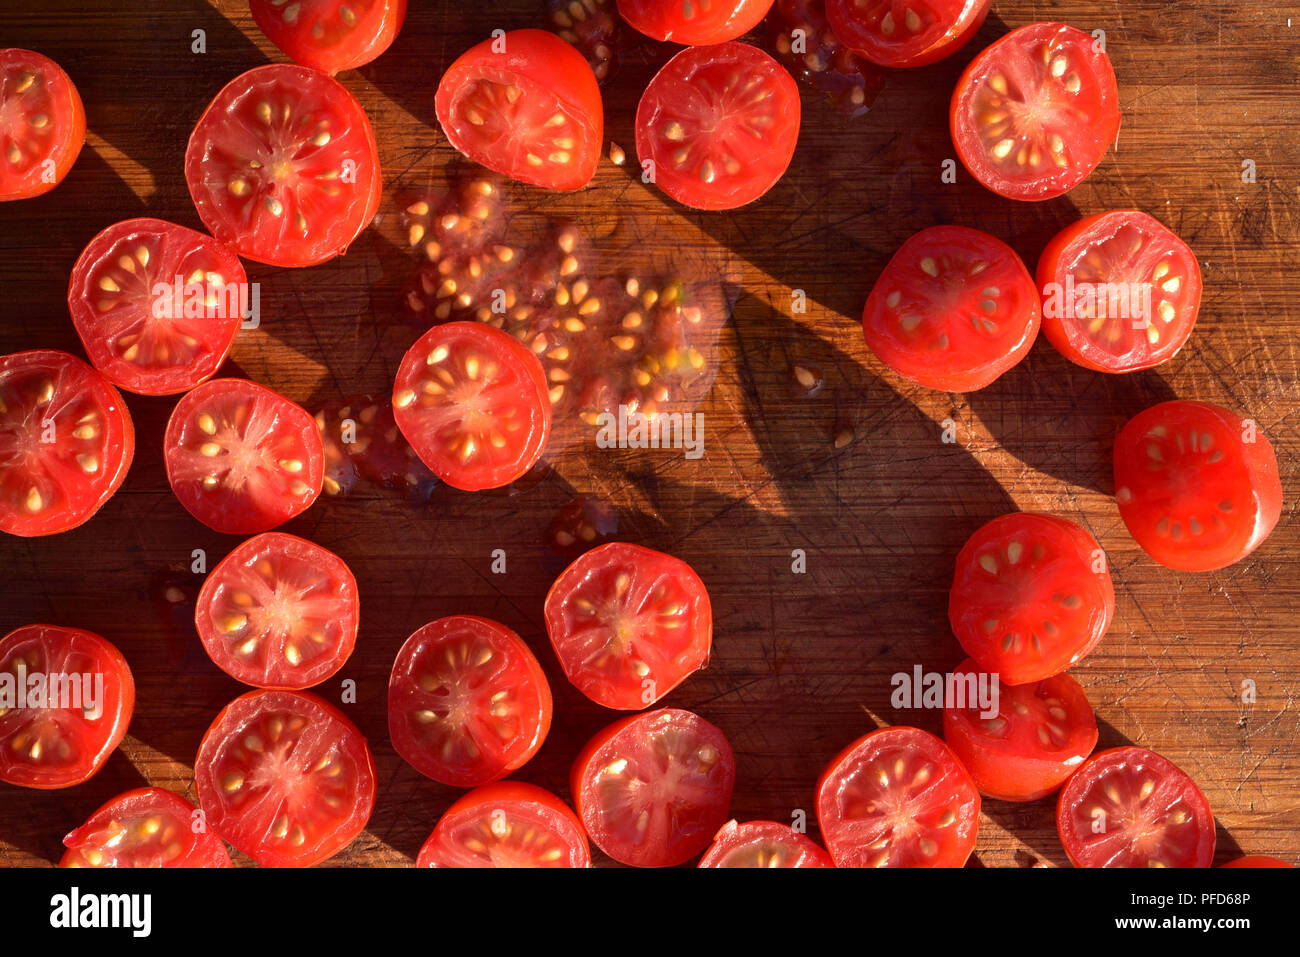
[[185, 64, 382, 267], [0, 624, 135, 790], [618, 0, 776, 44], [164, 378, 325, 534], [1113, 401, 1282, 572], [416, 781, 591, 868], [388, 616, 552, 788], [435, 29, 603, 191], [1057, 746, 1215, 868], [251, 0, 407, 75], [0, 49, 85, 201], [817, 726, 980, 867], [951, 22, 1120, 200], [0, 350, 135, 538], [392, 321, 551, 491], [572, 708, 735, 867], [60, 787, 233, 868], [861, 225, 1040, 392], [826, 0, 989, 68], [196, 532, 359, 689], [636, 41, 801, 211], [698, 819, 834, 868], [67, 218, 246, 395], [544, 542, 712, 710], [1037, 210, 1201, 373], [194, 689, 376, 867]]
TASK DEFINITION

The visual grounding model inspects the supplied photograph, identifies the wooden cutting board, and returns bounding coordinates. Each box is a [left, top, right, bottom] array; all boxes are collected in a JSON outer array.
[[2, 0, 1297, 867]]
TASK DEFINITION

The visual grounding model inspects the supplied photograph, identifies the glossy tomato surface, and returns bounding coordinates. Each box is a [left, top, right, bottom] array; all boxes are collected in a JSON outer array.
[[60, 787, 232, 868], [0, 625, 134, 790], [637, 42, 800, 211], [194, 689, 376, 867], [67, 218, 246, 395], [826, 0, 989, 68], [251, 0, 406, 75], [951, 22, 1119, 200], [544, 542, 712, 710], [392, 321, 551, 491], [164, 378, 325, 534], [949, 513, 1113, 685], [435, 30, 603, 191], [416, 781, 590, 868], [1113, 401, 1282, 572], [698, 819, 834, 868], [573, 708, 735, 867], [817, 726, 979, 867], [1037, 210, 1201, 373], [196, 532, 359, 689], [0, 49, 85, 201], [185, 64, 381, 266], [619, 0, 775, 44], [1057, 746, 1215, 868], [861, 225, 1040, 392], [0, 350, 135, 538], [388, 616, 552, 788], [942, 658, 1097, 802]]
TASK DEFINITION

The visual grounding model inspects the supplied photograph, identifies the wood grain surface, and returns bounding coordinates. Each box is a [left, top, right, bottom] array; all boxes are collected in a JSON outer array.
[[1, 0, 1297, 868]]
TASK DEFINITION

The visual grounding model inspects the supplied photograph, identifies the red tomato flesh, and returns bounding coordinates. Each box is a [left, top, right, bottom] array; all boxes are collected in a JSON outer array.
[[861, 225, 1040, 392], [196, 532, 359, 689], [951, 22, 1120, 200], [416, 781, 591, 868], [0, 350, 135, 538], [185, 64, 381, 267], [60, 787, 232, 868], [435, 30, 603, 191], [194, 689, 376, 867], [0, 49, 85, 201], [572, 708, 735, 867], [1113, 401, 1282, 572], [942, 658, 1097, 802], [545, 542, 712, 710], [164, 378, 325, 534], [698, 819, 834, 867], [0, 624, 135, 790], [1057, 746, 1216, 868], [618, 0, 775, 45], [67, 218, 246, 395], [251, 0, 407, 75], [388, 616, 552, 788], [636, 42, 801, 211], [826, 0, 990, 68]]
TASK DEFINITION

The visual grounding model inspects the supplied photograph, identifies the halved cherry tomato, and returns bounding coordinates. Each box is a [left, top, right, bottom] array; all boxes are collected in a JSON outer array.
[[0, 624, 135, 790], [572, 708, 735, 867], [949, 513, 1113, 685], [1057, 746, 1215, 868], [392, 321, 551, 491], [698, 820, 834, 868], [435, 30, 603, 191], [60, 787, 232, 868], [951, 23, 1120, 201], [416, 781, 590, 868], [1113, 401, 1282, 572], [942, 658, 1097, 802], [817, 726, 979, 867], [251, 0, 407, 75], [67, 218, 246, 396], [194, 689, 376, 867], [0, 49, 85, 201], [164, 378, 325, 534], [388, 616, 552, 788], [544, 542, 712, 710], [861, 225, 1040, 392], [0, 350, 135, 538], [618, 0, 775, 44], [196, 532, 359, 689], [1037, 211, 1201, 373], [636, 42, 801, 211], [1220, 855, 1293, 868], [826, 0, 989, 68], [185, 64, 381, 267]]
